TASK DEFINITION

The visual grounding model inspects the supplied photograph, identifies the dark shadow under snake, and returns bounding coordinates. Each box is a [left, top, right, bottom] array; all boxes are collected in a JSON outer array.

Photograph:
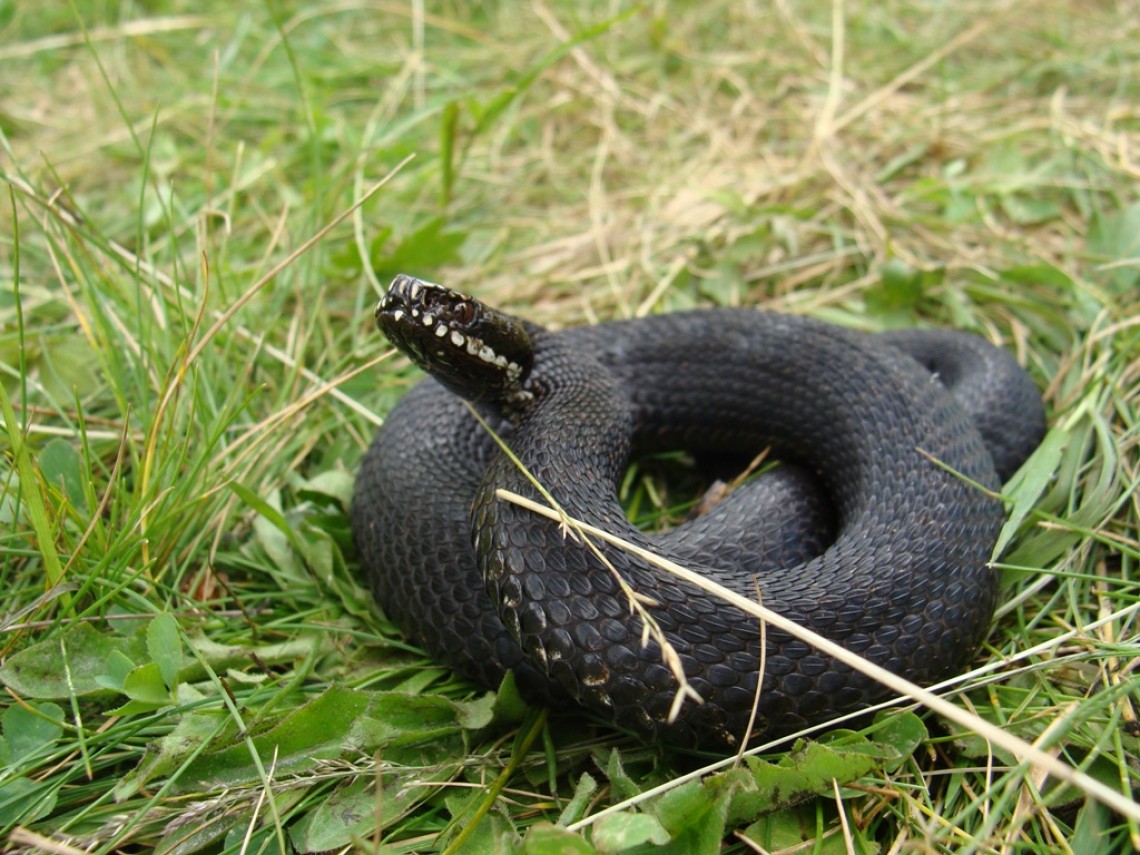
[[351, 275, 1046, 750]]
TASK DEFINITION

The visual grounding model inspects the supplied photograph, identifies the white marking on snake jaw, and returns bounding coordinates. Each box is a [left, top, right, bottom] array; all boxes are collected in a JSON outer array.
[[435, 324, 450, 338], [422, 313, 434, 327], [465, 338, 487, 359], [458, 335, 512, 370], [450, 330, 465, 346], [391, 309, 405, 322]]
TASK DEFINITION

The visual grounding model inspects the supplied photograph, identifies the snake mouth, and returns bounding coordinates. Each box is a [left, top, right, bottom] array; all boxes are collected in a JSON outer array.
[[375, 274, 534, 404]]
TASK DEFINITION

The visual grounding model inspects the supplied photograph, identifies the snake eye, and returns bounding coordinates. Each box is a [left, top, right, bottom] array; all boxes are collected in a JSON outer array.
[[453, 300, 476, 326]]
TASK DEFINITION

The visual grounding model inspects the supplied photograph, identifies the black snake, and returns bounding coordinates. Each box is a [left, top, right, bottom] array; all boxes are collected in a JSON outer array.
[[352, 275, 1045, 749]]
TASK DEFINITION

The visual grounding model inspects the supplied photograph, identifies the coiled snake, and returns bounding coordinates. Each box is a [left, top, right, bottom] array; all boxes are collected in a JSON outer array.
[[352, 275, 1045, 749]]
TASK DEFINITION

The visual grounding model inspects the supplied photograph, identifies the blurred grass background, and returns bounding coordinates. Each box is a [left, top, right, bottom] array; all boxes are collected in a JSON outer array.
[[1, 1, 1138, 852]]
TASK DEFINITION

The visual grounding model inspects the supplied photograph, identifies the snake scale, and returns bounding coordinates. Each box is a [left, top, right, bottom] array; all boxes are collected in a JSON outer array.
[[352, 275, 1046, 749]]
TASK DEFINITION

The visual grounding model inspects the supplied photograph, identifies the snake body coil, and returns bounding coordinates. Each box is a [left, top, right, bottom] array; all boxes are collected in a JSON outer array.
[[352, 275, 1045, 749]]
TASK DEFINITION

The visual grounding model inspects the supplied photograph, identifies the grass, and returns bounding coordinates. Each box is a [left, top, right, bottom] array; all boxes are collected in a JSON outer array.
[[1, 0, 1138, 852]]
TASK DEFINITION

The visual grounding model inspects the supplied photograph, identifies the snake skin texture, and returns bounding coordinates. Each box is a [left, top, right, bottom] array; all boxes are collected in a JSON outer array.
[[352, 301, 1046, 749]]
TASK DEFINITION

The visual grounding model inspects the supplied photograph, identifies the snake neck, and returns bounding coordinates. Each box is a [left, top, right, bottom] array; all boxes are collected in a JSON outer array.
[[471, 332, 643, 596], [505, 331, 635, 500]]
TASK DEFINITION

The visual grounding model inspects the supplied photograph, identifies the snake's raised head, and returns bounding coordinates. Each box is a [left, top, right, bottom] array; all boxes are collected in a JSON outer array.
[[376, 274, 534, 407]]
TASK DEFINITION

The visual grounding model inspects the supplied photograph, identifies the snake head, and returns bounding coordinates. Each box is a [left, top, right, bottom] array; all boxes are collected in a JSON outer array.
[[376, 274, 534, 405]]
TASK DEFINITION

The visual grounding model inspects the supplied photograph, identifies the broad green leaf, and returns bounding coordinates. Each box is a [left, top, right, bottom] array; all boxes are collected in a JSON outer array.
[[1000, 194, 1060, 225], [743, 803, 854, 855], [952, 731, 1021, 767], [979, 143, 1028, 192], [387, 665, 453, 696], [942, 188, 979, 224], [2, 700, 64, 762], [109, 661, 170, 714], [592, 811, 670, 851], [492, 668, 530, 724], [232, 483, 305, 582], [0, 622, 147, 699], [162, 790, 310, 853], [994, 425, 1067, 557], [161, 687, 495, 793], [289, 765, 461, 853], [123, 661, 169, 704], [222, 825, 288, 855], [296, 468, 354, 509], [289, 779, 379, 853], [655, 777, 721, 831], [866, 259, 925, 321], [999, 263, 1075, 292], [37, 437, 88, 515], [726, 735, 893, 823], [370, 216, 468, 281], [557, 772, 599, 827], [30, 334, 100, 411], [0, 776, 57, 827], [451, 690, 497, 731], [654, 774, 736, 855], [364, 224, 394, 273], [154, 813, 233, 855], [234, 483, 338, 583], [865, 710, 927, 764], [1070, 798, 1116, 855], [1003, 414, 1115, 568], [147, 612, 183, 691], [297, 525, 336, 582], [603, 748, 642, 803], [1088, 201, 1140, 292], [170, 689, 366, 791], [524, 823, 599, 854], [117, 708, 227, 800], [441, 788, 520, 854], [93, 649, 138, 692], [187, 634, 323, 680]]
